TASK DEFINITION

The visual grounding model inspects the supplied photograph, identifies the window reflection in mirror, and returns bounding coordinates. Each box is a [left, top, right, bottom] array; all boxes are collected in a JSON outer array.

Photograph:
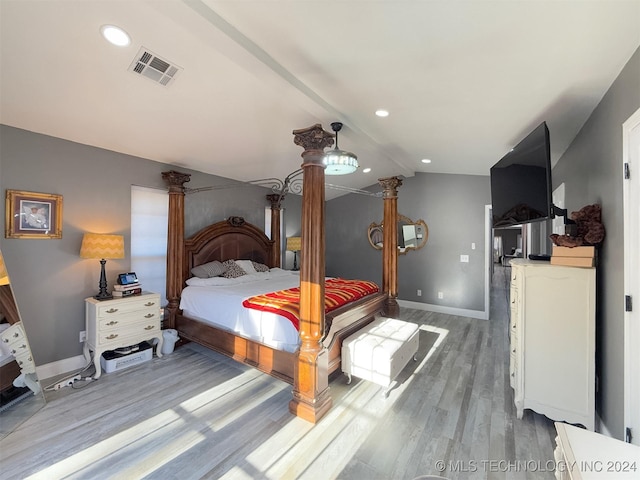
[[368, 214, 429, 254]]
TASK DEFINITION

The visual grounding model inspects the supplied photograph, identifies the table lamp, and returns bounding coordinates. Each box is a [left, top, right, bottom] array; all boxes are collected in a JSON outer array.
[[80, 233, 125, 300], [286, 236, 301, 271]]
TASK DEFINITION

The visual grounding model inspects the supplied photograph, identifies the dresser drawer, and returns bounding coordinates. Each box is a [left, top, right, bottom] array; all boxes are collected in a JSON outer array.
[[14, 349, 36, 373], [1, 323, 27, 346], [95, 294, 160, 318], [96, 318, 160, 347], [99, 310, 159, 330]]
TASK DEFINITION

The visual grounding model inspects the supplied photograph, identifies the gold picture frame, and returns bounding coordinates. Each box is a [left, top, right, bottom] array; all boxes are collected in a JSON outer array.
[[5, 189, 63, 239]]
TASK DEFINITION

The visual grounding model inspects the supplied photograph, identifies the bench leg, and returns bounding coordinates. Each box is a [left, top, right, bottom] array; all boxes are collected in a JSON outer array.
[[346, 373, 352, 385]]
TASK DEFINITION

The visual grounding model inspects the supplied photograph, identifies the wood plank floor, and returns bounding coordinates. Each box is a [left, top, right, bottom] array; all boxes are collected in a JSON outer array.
[[0, 266, 558, 479]]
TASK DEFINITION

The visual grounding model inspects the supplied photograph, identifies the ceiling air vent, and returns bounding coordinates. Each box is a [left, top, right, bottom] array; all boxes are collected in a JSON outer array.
[[128, 47, 182, 87]]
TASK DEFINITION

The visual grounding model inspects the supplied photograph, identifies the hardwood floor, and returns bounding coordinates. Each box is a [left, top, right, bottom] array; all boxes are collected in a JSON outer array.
[[0, 266, 557, 479]]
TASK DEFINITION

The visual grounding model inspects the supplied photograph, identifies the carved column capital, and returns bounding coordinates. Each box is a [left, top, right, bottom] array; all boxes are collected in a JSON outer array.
[[378, 176, 403, 198], [293, 124, 334, 156], [266, 193, 283, 210], [162, 170, 191, 192]]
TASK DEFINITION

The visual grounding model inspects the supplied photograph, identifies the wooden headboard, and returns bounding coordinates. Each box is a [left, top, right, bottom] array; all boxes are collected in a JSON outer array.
[[182, 216, 276, 286]]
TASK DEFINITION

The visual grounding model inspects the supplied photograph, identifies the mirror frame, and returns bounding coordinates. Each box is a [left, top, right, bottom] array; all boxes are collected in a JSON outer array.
[[368, 214, 429, 254]]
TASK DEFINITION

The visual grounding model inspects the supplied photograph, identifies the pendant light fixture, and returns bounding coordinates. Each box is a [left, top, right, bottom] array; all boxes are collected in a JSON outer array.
[[323, 122, 359, 175]]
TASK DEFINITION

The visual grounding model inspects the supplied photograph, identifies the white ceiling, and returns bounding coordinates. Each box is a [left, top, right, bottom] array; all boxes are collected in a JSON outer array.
[[1, 1, 639, 199]]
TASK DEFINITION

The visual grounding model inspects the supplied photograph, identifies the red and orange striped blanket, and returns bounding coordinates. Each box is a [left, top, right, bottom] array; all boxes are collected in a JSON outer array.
[[241, 278, 379, 330]]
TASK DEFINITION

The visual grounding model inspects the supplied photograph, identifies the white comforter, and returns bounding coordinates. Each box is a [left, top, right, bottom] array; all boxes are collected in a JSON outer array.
[[179, 268, 302, 352]]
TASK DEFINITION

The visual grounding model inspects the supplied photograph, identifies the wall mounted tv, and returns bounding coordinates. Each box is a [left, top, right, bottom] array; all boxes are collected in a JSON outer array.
[[490, 122, 552, 228]]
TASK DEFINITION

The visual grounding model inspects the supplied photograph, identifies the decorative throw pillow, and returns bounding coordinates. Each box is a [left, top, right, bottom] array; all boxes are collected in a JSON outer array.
[[221, 259, 246, 278], [235, 259, 258, 274], [191, 260, 226, 278], [252, 261, 269, 273]]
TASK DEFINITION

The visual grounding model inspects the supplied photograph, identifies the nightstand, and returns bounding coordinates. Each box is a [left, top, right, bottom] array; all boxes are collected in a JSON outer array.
[[84, 292, 163, 379]]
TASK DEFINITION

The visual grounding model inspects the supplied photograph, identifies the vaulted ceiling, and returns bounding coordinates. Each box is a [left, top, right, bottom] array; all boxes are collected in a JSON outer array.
[[1, 1, 639, 198]]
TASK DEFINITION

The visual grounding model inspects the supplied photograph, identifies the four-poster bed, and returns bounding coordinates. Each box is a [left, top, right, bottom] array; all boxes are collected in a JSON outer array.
[[163, 124, 402, 423]]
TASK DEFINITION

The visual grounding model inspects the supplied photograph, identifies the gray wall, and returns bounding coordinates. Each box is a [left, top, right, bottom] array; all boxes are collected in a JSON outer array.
[[551, 46, 640, 438], [326, 172, 491, 312], [0, 125, 300, 366]]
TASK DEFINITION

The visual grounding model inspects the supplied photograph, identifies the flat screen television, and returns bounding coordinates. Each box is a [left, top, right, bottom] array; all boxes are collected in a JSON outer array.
[[490, 122, 552, 228]]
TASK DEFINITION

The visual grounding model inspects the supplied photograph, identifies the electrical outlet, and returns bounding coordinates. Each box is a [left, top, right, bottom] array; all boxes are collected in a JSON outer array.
[[417, 289, 422, 296], [79, 330, 86, 343], [438, 291, 444, 299], [460, 254, 469, 263]]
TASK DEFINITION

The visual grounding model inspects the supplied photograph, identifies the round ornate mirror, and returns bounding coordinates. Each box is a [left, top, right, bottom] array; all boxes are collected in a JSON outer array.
[[368, 214, 429, 254]]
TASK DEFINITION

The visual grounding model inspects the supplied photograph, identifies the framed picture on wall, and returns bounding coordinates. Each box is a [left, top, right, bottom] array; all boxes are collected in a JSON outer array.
[[5, 189, 63, 239]]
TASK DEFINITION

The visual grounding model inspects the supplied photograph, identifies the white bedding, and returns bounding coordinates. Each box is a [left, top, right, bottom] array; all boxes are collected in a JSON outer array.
[[179, 268, 302, 352]]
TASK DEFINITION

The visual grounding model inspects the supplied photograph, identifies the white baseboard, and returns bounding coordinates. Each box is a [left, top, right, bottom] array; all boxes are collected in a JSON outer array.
[[398, 299, 488, 320], [36, 354, 88, 382]]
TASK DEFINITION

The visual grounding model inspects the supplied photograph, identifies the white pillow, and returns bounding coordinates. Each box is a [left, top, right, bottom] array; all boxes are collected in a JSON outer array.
[[190, 260, 226, 278], [186, 271, 269, 286], [235, 259, 258, 274]]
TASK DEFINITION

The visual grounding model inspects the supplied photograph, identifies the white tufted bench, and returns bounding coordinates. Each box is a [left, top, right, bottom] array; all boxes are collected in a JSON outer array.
[[342, 317, 419, 393]]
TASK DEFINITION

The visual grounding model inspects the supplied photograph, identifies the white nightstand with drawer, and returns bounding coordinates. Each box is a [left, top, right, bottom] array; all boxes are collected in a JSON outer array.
[[84, 292, 163, 379]]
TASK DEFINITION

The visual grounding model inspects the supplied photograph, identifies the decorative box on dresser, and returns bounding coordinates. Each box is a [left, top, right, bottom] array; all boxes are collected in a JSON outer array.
[[509, 259, 595, 430], [84, 292, 163, 379]]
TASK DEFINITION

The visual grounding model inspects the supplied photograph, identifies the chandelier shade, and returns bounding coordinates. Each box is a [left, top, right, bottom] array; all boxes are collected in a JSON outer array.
[[323, 122, 359, 175]]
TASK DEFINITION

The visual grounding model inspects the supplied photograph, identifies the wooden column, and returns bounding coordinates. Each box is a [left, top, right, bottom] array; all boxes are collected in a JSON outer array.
[[266, 193, 282, 268], [379, 176, 403, 318], [289, 124, 334, 423], [162, 170, 191, 329]]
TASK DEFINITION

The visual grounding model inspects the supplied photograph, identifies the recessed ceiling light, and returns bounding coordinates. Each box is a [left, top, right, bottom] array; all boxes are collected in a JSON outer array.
[[421, 158, 432, 164], [101, 25, 131, 47], [363, 168, 372, 173], [375, 109, 389, 118]]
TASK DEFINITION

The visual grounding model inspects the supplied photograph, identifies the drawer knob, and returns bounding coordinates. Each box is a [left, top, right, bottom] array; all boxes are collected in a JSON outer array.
[[145, 302, 155, 307], [106, 308, 119, 314], [106, 334, 118, 340], [106, 321, 118, 326], [144, 325, 155, 330], [144, 313, 155, 319], [2, 338, 8, 343]]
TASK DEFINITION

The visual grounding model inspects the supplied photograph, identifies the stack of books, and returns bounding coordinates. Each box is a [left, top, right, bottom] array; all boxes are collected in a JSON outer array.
[[550, 245, 596, 267], [112, 282, 143, 297]]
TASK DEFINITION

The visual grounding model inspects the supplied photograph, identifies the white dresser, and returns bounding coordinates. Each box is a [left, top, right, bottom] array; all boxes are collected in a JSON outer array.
[[84, 292, 163, 379], [0, 321, 36, 375], [509, 259, 595, 430]]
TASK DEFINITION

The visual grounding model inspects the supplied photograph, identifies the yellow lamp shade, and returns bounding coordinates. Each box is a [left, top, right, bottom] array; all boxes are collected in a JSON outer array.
[[80, 233, 125, 259], [286, 236, 302, 252]]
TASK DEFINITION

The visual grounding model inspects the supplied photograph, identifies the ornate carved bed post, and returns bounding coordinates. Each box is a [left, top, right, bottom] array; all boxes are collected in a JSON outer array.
[[289, 124, 334, 423], [379, 176, 403, 318], [266, 193, 282, 268], [162, 170, 191, 329]]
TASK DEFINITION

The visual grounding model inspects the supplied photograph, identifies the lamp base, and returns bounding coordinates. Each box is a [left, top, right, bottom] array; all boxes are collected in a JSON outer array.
[[94, 292, 113, 301], [293, 252, 299, 271], [94, 258, 113, 301]]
